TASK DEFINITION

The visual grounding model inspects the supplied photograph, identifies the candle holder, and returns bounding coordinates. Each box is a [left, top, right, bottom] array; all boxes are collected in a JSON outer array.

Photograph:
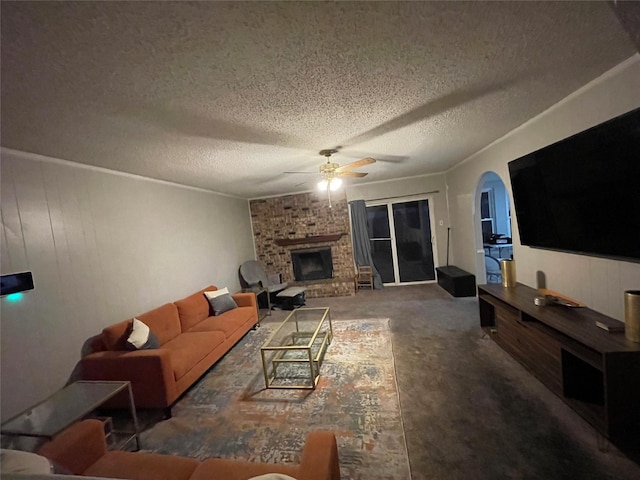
[[624, 290, 640, 343], [500, 259, 516, 288]]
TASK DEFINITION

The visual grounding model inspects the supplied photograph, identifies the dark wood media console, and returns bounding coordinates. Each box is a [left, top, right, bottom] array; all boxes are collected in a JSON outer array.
[[478, 283, 640, 449]]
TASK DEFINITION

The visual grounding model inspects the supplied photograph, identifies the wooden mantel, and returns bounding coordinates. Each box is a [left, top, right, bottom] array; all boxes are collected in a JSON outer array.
[[274, 233, 346, 247]]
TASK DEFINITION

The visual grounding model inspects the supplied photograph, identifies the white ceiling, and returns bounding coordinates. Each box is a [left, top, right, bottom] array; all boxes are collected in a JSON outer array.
[[1, 1, 636, 199]]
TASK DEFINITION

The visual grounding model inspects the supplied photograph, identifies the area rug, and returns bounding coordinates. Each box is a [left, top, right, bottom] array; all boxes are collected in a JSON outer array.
[[140, 318, 411, 480]]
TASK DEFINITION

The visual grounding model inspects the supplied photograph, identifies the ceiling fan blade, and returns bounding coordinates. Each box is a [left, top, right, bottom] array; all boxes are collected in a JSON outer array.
[[338, 171, 368, 178], [335, 157, 376, 172], [340, 150, 408, 163], [284, 171, 321, 175]]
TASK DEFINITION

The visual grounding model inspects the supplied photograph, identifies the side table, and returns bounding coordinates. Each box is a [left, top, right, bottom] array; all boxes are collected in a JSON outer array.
[[241, 286, 271, 325], [1, 380, 140, 451]]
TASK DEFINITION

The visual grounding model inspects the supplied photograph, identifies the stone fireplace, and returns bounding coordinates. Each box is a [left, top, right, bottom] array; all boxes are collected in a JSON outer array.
[[291, 248, 333, 281], [249, 190, 354, 297]]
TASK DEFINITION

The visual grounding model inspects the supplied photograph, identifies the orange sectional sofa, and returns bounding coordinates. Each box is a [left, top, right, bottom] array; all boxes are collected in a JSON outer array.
[[80, 286, 258, 413], [37, 419, 340, 480]]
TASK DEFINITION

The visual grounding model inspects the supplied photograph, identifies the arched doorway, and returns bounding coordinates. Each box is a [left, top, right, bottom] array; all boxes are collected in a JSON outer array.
[[473, 172, 513, 284]]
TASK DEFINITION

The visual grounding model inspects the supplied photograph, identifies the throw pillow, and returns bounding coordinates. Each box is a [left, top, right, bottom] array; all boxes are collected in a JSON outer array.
[[0, 449, 53, 474], [204, 287, 229, 299], [126, 318, 159, 351], [204, 288, 238, 315]]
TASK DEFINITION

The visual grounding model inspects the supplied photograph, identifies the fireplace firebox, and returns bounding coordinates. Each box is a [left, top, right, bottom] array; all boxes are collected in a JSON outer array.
[[291, 248, 333, 281]]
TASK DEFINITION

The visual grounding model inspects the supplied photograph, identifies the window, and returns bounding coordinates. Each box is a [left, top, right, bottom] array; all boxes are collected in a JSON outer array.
[[481, 189, 495, 242], [364, 197, 436, 284]]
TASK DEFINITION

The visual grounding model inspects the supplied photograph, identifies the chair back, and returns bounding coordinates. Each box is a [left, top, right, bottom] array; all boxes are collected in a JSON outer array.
[[355, 265, 374, 290], [239, 260, 288, 293], [485, 255, 502, 283], [240, 260, 269, 288], [357, 265, 373, 278]]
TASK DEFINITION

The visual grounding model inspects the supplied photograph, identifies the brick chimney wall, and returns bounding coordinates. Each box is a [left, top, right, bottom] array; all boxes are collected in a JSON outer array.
[[249, 190, 355, 297]]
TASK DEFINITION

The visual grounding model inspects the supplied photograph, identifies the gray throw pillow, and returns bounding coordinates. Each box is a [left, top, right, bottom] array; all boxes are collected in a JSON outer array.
[[208, 293, 238, 316], [126, 331, 159, 350]]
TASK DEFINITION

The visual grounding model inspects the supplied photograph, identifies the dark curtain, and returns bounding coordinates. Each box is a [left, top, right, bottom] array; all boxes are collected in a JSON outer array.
[[349, 199, 384, 289]]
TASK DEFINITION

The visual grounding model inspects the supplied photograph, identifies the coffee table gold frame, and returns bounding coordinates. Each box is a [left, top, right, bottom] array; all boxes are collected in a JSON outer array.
[[260, 307, 332, 389]]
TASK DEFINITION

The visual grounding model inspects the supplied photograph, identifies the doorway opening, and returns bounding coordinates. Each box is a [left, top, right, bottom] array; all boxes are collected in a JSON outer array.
[[365, 195, 437, 285], [474, 172, 513, 284]]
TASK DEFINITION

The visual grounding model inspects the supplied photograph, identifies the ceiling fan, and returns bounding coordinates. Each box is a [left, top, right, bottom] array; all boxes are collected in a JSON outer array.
[[286, 149, 376, 191]]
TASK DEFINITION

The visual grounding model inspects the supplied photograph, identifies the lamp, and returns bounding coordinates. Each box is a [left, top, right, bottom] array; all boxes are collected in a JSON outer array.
[[329, 177, 342, 191], [317, 179, 328, 191]]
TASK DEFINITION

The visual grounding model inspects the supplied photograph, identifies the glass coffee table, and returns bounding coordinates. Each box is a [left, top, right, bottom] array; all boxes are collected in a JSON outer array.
[[260, 307, 333, 389], [1, 380, 140, 451]]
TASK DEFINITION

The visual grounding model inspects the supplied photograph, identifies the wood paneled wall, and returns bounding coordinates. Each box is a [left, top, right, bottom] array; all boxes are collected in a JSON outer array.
[[0, 150, 254, 420]]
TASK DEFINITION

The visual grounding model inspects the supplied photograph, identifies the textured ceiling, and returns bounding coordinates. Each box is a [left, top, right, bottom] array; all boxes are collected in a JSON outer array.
[[1, 1, 636, 198]]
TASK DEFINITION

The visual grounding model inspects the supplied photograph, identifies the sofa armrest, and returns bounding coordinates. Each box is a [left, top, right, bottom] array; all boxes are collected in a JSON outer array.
[[37, 419, 107, 474], [79, 349, 177, 408], [298, 431, 341, 480], [232, 292, 257, 310]]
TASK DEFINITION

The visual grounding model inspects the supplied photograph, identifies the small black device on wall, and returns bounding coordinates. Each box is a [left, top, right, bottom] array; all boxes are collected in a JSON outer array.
[[0, 272, 35, 296]]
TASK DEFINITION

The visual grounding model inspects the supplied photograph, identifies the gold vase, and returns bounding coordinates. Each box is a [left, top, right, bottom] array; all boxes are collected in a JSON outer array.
[[624, 290, 640, 343], [500, 259, 516, 288]]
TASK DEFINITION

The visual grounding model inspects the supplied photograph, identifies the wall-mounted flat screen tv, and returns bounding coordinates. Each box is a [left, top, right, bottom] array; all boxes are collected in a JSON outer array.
[[508, 107, 640, 263]]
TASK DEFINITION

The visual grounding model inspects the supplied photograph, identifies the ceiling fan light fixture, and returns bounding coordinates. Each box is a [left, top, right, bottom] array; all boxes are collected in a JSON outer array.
[[299, 149, 375, 193]]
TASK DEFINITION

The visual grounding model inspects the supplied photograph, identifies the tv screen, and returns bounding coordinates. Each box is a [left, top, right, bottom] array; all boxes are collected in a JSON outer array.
[[508, 107, 640, 263]]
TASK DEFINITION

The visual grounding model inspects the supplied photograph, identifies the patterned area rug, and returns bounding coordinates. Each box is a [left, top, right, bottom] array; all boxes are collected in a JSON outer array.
[[140, 318, 411, 480]]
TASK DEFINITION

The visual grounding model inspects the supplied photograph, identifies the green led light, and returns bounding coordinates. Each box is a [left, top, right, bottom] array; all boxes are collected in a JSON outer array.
[[5, 293, 23, 302]]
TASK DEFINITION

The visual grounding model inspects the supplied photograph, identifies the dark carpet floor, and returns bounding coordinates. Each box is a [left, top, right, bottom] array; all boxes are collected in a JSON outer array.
[[128, 284, 640, 479], [289, 284, 640, 480]]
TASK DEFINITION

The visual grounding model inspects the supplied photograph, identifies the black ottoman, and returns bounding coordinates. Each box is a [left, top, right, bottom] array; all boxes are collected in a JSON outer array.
[[435, 266, 476, 297]]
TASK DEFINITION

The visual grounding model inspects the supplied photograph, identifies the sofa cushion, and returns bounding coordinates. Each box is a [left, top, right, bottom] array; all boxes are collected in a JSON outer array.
[[162, 331, 225, 380], [102, 304, 182, 350], [136, 303, 182, 346], [175, 286, 217, 332], [187, 306, 255, 338], [85, 451, 198, 480], [102, 320, 134, 351], [37, 419, 107, 475]]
